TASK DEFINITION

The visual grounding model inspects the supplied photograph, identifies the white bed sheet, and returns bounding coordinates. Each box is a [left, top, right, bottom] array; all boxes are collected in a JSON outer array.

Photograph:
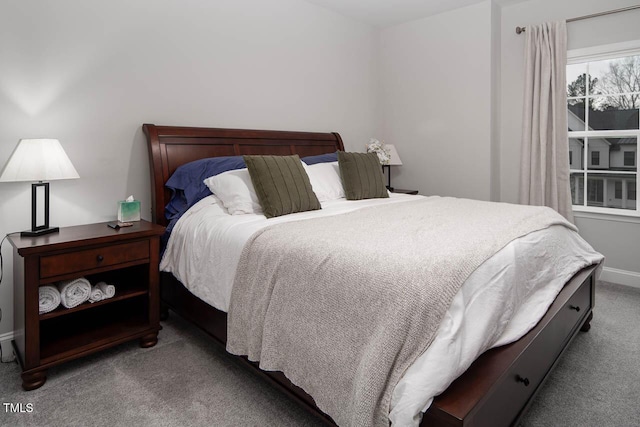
[[161, 193, 603, 427]]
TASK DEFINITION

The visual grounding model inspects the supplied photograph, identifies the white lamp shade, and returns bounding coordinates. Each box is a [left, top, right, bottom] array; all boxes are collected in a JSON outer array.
[[0, 139, 79, 182], [385, 144, 403, 166]]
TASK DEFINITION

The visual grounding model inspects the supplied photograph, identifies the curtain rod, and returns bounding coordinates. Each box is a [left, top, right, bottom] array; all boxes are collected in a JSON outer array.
[[515, 4, 640, 34]]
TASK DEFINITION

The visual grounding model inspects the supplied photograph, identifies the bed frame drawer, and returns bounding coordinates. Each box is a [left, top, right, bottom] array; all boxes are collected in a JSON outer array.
[[466, 276, 591, 426], [424, 267, 596, 427], [40, 240, 150, 279]]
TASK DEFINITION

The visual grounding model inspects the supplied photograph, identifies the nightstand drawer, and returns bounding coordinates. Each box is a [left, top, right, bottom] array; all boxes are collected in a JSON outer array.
[[40, 240, 149, 279]]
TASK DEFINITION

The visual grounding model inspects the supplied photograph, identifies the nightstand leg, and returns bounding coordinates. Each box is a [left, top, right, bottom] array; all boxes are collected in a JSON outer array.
[[22, 370, 47, 391], [139, 332, 158, 348]]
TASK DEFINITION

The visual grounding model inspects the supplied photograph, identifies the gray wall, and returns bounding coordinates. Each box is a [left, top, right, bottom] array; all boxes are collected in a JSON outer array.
[[377, 1, 495, 201]]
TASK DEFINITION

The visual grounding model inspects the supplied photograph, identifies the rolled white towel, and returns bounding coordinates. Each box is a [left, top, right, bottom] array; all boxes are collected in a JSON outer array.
[[96, 281, 116, 299], [39, 285, 61, 314], [88, 285, 104, 303], [57, 277, 92, 309]]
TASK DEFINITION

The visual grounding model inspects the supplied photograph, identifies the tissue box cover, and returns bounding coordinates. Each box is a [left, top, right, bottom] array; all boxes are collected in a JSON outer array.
[[117, 200, 141, 222]]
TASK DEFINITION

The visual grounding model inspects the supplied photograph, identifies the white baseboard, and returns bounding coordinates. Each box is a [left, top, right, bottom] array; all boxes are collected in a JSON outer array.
[[600, 267, 640, 289], [0, 331, 16, 362]]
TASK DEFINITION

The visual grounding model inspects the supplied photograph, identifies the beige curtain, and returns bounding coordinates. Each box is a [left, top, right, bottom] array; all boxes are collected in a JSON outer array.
[[519, 21, 574, 223]]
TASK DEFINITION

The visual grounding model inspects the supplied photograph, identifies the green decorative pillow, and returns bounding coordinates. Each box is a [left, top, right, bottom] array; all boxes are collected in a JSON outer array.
[[243, 155, 321, 218], [338, 152, 389, 200]]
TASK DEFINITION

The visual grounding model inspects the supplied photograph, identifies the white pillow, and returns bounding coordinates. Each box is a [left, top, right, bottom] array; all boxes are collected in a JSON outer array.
[[303, 161, 345, 202], [203, 168, 262, 215]]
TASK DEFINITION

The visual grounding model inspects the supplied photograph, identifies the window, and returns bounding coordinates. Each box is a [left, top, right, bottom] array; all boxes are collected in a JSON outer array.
[[568, 43, 639, 215], [624, 151, 635, 166]]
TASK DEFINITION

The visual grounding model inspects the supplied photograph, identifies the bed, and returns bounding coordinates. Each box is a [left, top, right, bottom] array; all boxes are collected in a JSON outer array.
[[143, 123, 601, 427]]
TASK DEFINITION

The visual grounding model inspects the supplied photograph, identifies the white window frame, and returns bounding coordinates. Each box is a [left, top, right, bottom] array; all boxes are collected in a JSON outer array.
[[568, 40, 640, 218]]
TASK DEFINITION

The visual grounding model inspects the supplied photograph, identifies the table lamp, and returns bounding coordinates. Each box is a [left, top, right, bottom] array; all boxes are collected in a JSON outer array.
[[0, 139, 79, 237], [383, 144, 403, 191]]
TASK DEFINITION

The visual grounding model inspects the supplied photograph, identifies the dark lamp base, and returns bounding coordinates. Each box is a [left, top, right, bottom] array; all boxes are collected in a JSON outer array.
[[21, 227, 60, 238]]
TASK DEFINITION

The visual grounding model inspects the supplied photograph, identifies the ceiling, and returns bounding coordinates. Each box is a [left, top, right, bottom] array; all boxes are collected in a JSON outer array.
[[304, 0, 515, 28]]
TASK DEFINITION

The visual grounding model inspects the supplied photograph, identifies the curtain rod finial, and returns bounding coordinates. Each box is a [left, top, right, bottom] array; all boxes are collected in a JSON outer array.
[[516, 26, 526, 34]]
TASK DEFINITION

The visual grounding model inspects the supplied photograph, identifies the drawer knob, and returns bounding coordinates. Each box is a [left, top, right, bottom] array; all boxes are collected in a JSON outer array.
[[569, 305, 580, 312], [96, 255, 104, 262], [516, 375, 530, 387]]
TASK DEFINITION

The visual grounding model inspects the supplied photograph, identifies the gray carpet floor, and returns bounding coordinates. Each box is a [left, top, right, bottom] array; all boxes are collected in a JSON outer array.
[[1, 281, 638, 427]]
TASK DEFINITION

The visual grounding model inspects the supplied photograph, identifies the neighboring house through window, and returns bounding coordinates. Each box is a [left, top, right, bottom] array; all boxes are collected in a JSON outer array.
[[567, 41, 639, 215]]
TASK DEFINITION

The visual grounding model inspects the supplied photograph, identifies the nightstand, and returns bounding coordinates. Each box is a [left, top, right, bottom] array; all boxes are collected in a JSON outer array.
[[8, 220, 165, 390], [390, 188, 419, 195]]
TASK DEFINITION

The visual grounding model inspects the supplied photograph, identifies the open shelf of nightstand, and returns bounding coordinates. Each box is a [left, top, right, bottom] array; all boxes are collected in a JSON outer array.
[[40, 298, 150, 364], [40, 264, 150, 320], [39, 288, 149, 320]]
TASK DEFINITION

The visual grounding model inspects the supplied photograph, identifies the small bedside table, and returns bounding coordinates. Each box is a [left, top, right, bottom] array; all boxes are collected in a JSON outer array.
[[8, 220, 165, 391], [390, 188, 419, 195]]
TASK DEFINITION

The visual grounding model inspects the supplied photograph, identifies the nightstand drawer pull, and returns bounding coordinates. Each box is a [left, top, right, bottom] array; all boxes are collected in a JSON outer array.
[[569, 305, 580, 312], [515, 375, 530, 386], [97, 255, 104, 262]]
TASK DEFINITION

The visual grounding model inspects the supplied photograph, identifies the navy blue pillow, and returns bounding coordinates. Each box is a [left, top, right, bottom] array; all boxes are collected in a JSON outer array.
[[165, 156, 246, 220], [301, 152, 338, 165]]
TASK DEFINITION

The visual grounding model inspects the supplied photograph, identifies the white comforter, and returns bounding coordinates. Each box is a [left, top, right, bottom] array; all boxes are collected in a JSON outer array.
[[161, 193, 603, 426]]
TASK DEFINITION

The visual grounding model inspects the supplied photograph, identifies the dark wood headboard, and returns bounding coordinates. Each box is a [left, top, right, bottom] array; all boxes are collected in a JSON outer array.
[[143, 124, 345, 226]]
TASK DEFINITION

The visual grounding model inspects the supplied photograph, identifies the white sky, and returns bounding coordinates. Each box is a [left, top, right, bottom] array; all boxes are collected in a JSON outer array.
[[567, 55, 639, 97]]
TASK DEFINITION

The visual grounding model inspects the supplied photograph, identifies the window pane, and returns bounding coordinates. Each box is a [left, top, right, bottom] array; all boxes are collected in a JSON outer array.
[[589, 95, 639, 130], [587, 137, 608, 170], [568, 99, 586, 131], [569, 138, 584, 170], [588, 55, 640, 95], [586, 137, 637, 172], [567, 63, 587, 96], [612, 137, 637, 172], [587, 177, 604, 207], [570, 172, 584, 205], [587, 174, 636, 210]]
